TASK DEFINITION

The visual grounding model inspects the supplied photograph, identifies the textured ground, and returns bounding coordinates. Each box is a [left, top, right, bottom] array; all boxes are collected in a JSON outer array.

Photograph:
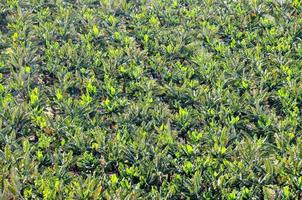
[[1, 0, 302, 199]]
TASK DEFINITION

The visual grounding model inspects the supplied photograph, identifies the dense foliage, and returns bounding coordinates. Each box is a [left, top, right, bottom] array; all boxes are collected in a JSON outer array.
[[1, 0, 302, 199]]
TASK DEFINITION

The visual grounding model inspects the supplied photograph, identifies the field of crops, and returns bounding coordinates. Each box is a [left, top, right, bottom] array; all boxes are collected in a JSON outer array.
[[1, 0, 302, 199]]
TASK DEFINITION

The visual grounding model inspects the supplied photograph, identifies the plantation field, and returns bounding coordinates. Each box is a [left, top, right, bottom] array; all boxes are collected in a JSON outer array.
[[1, 0, 302, 199]]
